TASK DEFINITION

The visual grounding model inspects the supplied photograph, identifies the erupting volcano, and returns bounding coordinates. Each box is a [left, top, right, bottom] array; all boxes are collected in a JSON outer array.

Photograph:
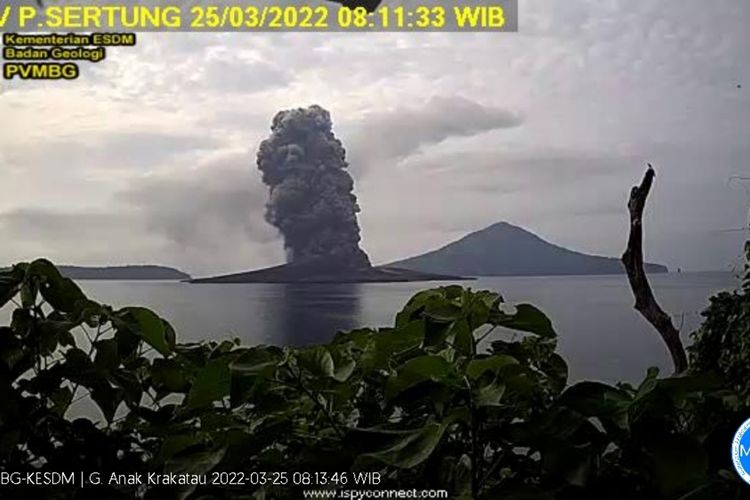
[[257, 105, 371, 270], [190, 105, 466, 284]]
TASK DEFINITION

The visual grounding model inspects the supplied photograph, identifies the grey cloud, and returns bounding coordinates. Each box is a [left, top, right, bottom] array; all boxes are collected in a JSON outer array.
[[117, 152, 279, 248], [111, 152, 284, 274], [199, 59, 292, 93], [405, 150, 636, 180], [100, 132, 221, 167], [0, 208, 160, 267], [206, 109, 271, 131], [0, 209, 133, 241], [4, 132, 220, 172], [343, 96, 522, 175], [0, 153, 285, 274]]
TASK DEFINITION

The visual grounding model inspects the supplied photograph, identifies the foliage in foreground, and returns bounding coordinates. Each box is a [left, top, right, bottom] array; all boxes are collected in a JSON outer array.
[[0, 259, 747, 499], [691, 243, 750, 408]]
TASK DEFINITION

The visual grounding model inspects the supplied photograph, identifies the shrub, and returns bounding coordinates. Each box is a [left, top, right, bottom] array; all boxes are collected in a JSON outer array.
[[0, 260, 745, 499], [690, 243, 750, 409]]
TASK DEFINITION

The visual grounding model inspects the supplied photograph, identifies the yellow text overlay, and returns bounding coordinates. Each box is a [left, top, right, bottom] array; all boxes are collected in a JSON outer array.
[[0, 2, 519, 32]]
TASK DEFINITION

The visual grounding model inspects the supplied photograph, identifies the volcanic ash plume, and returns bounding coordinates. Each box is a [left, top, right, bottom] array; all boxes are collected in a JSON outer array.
[[257, 105, 371, 269]]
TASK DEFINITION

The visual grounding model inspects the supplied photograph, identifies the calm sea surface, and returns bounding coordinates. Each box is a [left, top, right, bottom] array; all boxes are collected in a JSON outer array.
[[2, 272, 738, 384]]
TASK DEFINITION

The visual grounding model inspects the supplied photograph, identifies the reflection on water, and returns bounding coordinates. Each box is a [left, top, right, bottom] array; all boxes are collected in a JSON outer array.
[[270, 284, 363, 345], [0, 272, 739, 384]]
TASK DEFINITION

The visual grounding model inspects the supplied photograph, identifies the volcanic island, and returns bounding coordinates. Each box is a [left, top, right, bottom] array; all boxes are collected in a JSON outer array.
[[189, 105, 469, 284]]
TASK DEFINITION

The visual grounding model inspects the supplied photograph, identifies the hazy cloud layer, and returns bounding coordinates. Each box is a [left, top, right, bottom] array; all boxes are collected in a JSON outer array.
[[1, 0, 749, 274], [344, 96, 522, 175]]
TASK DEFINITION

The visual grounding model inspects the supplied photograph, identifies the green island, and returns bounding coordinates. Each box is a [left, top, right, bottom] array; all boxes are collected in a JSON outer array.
[[0, 250, 748, 499]]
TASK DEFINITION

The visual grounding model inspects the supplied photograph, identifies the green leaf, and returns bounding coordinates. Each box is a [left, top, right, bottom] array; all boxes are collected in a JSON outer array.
[[474, 380, 506, 406], [0, 266, 23, 308], [477, 290, 503, 309], [452, 454, 473, 500], [152, 359, 190, 393], [229, 348, 280, 405], [74, 300, 107, 328], [449, 319, 474, 356], [543, 353, 569, 392], [395, 289, 443, 326], [644, 434, 709, 497], [119, 307, 172, 356], [385, 355, 457, 399], [0, 344, 25, 372], [333, 361, 356, 382], [364, 421, 450, 468], [91, 386, 124, 423], [186, 359, 231, 409], [423, 300, 463, 322], [164, 321, 177, 352], [636, 366, 660, 399], [297, 346, 356, 382], [541, 441, 596, 487], [298, 346, 335, 378], [20, 281, 37, 308], [377, 320, 425, 354], [28, 259, 87, 314], [230, 347, 281, 375], [115, 328, 142, 361], [494, 303, 556, 338], [560, 381, 631, 427], [656, 373, 723, 394], [111, 369, 142, 406], [329, 348, 356, 382], [157, 433, 206, 463], [59, 330, 76, 347], [0, 430, 21, 459], [94, 339, 119, 370], [467, 354, 519, 379], [64, 348, 96, 377], [49, 387, 73, 416]]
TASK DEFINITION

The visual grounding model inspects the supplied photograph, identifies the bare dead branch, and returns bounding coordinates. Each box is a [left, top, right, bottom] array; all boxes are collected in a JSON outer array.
[[621, 165, 688, 374]]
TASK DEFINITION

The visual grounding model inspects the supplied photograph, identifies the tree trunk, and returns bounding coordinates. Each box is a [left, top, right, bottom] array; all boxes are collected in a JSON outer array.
[[621, 165, 688, 374]]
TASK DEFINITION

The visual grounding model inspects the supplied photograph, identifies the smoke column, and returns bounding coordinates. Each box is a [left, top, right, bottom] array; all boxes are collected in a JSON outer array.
[[256, 105, 371, 269]]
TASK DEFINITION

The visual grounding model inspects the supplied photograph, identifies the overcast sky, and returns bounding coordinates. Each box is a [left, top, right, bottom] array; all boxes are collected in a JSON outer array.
[[1, 0, 749, 276]]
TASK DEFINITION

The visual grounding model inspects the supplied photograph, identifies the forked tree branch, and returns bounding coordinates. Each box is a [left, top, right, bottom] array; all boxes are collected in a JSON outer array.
[[621, 165, 688, 374]]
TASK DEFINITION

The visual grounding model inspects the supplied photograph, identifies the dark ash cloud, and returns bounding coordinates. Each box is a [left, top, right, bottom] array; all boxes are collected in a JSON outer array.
[[256, 105, 370, 268]]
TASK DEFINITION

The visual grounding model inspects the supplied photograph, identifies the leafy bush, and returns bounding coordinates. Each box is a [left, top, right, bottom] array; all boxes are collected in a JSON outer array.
[[0, 260, 746, 499], [690, 243, 750, 408]]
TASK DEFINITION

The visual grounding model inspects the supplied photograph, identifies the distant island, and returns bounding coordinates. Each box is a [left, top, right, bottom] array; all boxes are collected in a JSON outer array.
[[189, 258, 467, 284], [388, 222, 668, 276], [190, 221, 669, 284], [56, 265, 191, 281], [16, 222, 669, 283]]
